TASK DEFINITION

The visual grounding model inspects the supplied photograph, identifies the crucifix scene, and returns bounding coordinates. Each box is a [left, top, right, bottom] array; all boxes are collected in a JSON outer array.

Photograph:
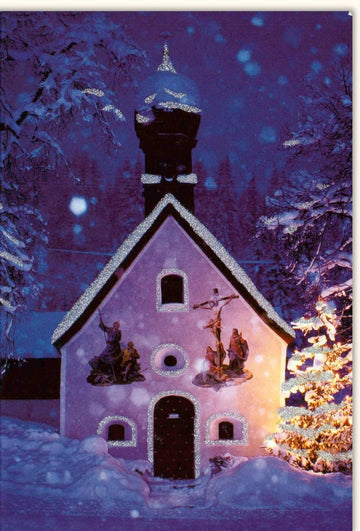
[[87, 312, 145, 385], [192, 288, 252, 389]]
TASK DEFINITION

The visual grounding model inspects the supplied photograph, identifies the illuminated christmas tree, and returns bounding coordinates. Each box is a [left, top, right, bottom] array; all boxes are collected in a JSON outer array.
[[265, 298, 352, 474]]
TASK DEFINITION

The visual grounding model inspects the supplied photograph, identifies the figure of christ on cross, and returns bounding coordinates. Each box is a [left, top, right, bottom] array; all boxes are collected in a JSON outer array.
[[193, 288, 239, 379], [193, 288, 238, 311]]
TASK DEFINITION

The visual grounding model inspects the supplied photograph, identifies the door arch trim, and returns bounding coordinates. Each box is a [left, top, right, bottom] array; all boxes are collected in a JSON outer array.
[[147, 390, 201, 478]]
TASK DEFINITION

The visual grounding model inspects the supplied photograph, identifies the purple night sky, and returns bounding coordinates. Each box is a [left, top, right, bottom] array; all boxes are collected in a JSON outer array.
[[110, 11, 351, 185], [2, 9, 353, 327]]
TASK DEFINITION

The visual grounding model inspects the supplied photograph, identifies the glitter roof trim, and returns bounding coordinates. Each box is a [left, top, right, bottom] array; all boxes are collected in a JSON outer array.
[[52, 193, 295, 345]]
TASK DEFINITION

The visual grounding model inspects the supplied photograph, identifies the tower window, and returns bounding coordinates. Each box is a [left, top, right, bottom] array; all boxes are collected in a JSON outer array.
[[218, 421, 234, 440], [161, 274, 183, 304]]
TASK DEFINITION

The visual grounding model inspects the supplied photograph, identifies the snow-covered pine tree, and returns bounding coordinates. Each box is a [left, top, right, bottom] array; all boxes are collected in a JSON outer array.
[[194, 160, 216, 227], [1, 12, 146, 180], [214, 156, 235, 252], [265, 298, 352, 474], [257, 59, 352, 334], [0, 180, 48, 367], [0, 12, 146, 361]]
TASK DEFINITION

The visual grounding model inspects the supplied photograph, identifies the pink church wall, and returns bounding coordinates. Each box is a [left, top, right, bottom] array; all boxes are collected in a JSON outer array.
[[61, 217, 288, 474]]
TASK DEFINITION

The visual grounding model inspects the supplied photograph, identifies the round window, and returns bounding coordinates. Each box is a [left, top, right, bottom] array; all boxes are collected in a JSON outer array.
[[151, 344, 189, 376], [164, 355, 177, 367]]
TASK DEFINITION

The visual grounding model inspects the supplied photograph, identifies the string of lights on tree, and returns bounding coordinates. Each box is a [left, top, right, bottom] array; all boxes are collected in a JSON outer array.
[[265, 298, 352, 474]]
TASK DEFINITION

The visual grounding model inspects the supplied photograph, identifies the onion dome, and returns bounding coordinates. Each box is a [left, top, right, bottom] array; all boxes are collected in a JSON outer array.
[[135, 43, 201, 125]]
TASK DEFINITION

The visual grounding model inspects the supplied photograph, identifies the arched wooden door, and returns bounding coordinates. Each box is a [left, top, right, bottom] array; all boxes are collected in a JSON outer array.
[[153, 395, 195, 479]]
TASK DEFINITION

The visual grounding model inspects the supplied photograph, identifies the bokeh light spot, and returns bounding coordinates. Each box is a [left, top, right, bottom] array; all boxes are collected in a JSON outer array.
[[244, 62, 261, 77], [333, 43, 348, 56], [259, 126, 277, 144], [236, 49, 251, 63], [277, 75, 288, 85], [204, 177, 218, 190], [311, 60, 322, 73], [73, 224, 83, 235], [69, 196, 88, 216], [251, 15, 264, 27]]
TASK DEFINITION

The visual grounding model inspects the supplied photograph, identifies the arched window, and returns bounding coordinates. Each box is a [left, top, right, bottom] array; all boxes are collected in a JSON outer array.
[[156, 269, 189, 312], [97, 416, 137, 447], [108, 424, 125, 441], [218, 421, 234, 440], [161, 274, 183, 304], [206, 413, 248, 446]]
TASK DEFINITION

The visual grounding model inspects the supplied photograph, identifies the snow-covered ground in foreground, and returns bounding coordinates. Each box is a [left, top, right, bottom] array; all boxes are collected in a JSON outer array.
[[0, 417, 352, 530]]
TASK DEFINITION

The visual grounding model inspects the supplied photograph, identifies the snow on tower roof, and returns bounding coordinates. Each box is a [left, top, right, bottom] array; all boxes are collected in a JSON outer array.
[[135, 44, 201, 122], [52, 194, 295, 347]]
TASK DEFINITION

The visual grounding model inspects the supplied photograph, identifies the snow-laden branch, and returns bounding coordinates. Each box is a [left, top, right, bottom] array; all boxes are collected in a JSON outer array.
[[321, 279, 352, 299]]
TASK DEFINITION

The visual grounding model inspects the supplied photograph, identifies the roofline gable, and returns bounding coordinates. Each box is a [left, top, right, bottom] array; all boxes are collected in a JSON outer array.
[[52, 193, 295, 347]]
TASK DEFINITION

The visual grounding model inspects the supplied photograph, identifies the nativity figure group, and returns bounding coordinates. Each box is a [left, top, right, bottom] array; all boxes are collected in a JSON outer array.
[[193, 289, 252, 388], [87, 314, 145, 386]]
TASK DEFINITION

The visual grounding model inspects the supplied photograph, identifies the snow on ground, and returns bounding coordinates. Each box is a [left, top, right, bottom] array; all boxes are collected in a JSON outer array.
[[0, 417, 352, 530]]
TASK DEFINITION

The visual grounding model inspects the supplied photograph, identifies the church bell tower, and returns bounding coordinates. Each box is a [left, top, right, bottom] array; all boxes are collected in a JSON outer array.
[[134, 44, 201, 215]]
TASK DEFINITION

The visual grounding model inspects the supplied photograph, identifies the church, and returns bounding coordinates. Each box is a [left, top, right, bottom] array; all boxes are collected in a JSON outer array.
[[52, 45, 295, 480]]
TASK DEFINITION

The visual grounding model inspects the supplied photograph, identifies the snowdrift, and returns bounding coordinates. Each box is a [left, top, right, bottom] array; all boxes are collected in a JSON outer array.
[[0, 416, 352, 523], [0, 417, 149, 504]]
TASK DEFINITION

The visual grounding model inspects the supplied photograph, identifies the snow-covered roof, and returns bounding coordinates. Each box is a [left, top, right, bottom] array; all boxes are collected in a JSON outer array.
[[52, 193, 295, 346]]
